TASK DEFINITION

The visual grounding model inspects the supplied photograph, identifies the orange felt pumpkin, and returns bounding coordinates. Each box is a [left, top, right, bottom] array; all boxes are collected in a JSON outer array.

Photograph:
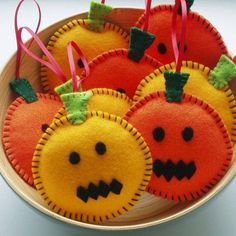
[[80, 49, 160, 98], [41, 16, 129, 94], [125, 92, 233, 201], [2, 94, 62, 186], [136, 4, 229, 69]]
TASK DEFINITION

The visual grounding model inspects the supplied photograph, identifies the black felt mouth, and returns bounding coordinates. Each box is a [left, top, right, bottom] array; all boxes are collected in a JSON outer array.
[[153, 159, 196, 182], [76, 179, 123, 203]]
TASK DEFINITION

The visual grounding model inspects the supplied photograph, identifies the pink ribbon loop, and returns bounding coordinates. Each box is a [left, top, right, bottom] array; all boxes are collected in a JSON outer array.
[[67, 41, 90, 92], [15, 0, 41, 79], [143, 0, 152, 32], [172, 0, 188, 73], [101, 0, 105, 4], [18, 27, 67, 83]]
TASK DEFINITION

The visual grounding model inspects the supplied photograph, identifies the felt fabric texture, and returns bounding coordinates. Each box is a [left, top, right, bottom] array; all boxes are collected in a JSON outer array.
[[41, 20, 129, 94], [135, 4, 229, 69], [134, 61, 236, 143], [178, 0, 194, 14], [87, 1, 112, 32], [2, 94, 62, 186], [128, 27, 156, 62], [55, 88, 133, 119], [80, 49, 160, 98], [125, 92, 233, 201], [164, 71, 189, 102], [209, 55, 236, 89], [33, 112, 152, 223], [10, 79, 37, 103], [61, 91, 93, 125], [55, 76, 82, 95]]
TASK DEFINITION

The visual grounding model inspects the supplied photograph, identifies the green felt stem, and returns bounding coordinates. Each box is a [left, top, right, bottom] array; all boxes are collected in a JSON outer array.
[[87, 1, 112, 32], [128, 27, 156, 62], [10, 79, 37, 103], [61, 91, 93, 125], [209, 55, 236, 89], [55, 77, 82, 95], [164, 71, 190, 103]]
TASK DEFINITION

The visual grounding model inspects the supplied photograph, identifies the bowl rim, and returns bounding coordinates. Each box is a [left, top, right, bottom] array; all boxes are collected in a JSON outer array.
[[1, 7, 236, 231], [1, 153, 236, 231]]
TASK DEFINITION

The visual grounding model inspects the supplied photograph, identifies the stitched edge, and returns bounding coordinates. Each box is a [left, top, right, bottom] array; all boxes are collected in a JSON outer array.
[[125, 91, 233, 201], [2, 93, 61, 187], [54, 88, 133, 121], [133, 61, 236, 143], [40, 19, 129, 94], [32, 112, 152, 223], [79, 48, 161, 79], [135, 4, 229, 57]]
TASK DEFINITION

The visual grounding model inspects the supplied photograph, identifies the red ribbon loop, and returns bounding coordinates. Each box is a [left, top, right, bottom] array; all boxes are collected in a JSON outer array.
[[15, 0, 41, 79], [18, 27, 67, 83], [143, 0, 152, 32], [172, 0, 188, 73], [67, 41, 90, 92]]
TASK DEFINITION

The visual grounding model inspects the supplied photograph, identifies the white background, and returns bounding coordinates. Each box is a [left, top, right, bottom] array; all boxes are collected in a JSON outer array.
[[0, 0, 236, 235]]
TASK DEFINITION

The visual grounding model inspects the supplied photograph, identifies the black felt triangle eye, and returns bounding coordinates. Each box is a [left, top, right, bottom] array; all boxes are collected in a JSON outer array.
[[153, 127, 165, 142], [182, 127, 194, 142]]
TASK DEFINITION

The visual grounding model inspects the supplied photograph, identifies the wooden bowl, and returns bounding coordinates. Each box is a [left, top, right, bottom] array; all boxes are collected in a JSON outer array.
[[1, 8, 236, 231]]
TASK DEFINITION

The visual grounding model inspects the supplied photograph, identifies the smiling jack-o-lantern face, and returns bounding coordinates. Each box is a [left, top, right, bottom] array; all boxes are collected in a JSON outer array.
[[2, 93, 62, 186], [125, 92, 233, 201], [33, 112, 152, 222], [136, 5, 229, 69]]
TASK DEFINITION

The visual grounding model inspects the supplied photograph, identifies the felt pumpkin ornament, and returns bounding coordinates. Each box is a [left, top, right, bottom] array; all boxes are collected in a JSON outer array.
[[125, 91, 233, 201], [125, 0, 233, 201], [134, 0, 236, 143], [135, 0, 230, 69], [55, 88, 133, 118], [32, 84, 152, 223], [133, 60, 236, 143], [54, 0, 159, 99], [54, 41, 132, 117], [2, 4, 64, 187], [41, 0, 130, 94]]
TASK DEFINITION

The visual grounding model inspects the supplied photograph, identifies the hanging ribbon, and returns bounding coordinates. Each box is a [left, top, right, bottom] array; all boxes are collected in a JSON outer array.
[[17, 27, 67, 83], [143, 0, 152, 32], [172, 0, 188, 72], [67, 41, 90, 92], [15, 0, 41, 79]]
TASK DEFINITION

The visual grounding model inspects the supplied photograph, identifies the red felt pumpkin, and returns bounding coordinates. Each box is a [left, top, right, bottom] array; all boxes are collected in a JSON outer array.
[[125, 92, 233, 201]]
